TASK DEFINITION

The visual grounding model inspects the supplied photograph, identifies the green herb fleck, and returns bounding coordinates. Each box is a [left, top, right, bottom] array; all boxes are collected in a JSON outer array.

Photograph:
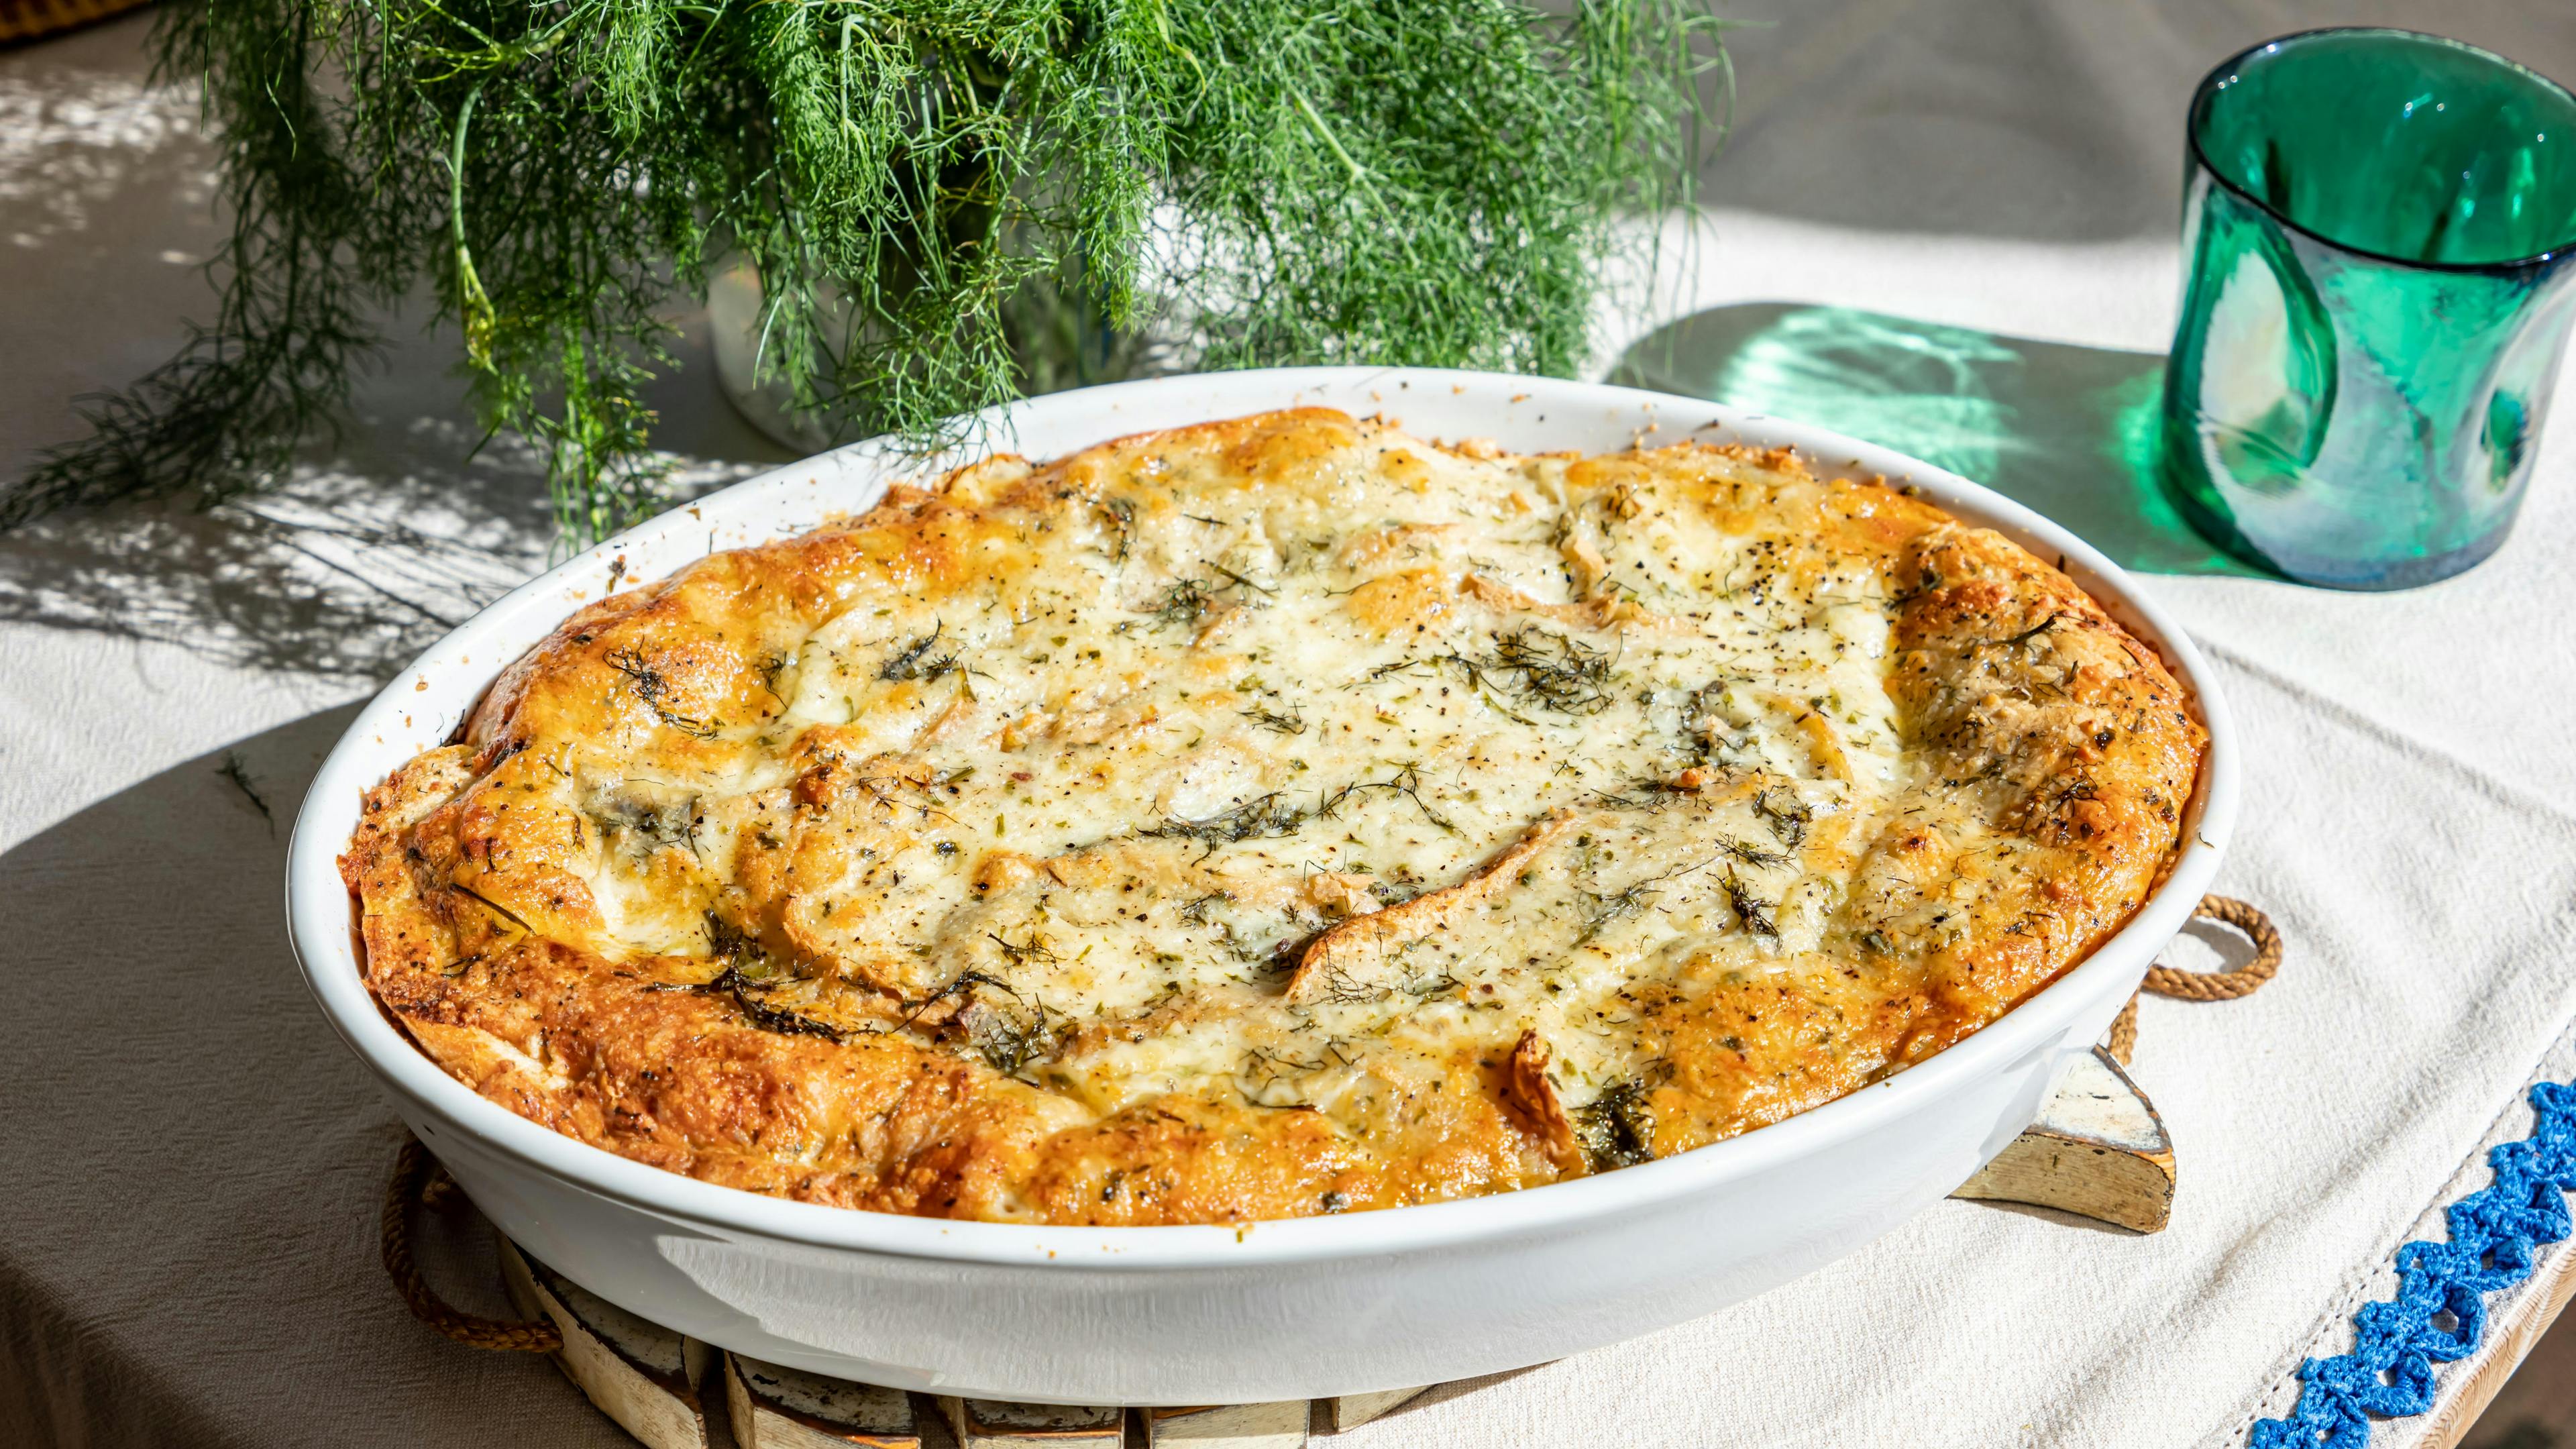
[[1575, 1078, 1657, 1170], [880, 623, 960, 682]]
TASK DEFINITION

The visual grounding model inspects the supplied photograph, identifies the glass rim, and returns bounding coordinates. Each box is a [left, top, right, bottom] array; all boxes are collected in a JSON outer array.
[[2188, 25, 2576, 276]]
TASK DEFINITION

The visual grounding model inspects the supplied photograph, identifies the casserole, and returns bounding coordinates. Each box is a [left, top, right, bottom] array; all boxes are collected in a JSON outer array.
[[287, 368, 2238, 1405]]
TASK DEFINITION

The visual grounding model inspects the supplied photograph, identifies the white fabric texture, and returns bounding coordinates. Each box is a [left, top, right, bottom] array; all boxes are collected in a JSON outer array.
[[5, 3, 2575, 1446]]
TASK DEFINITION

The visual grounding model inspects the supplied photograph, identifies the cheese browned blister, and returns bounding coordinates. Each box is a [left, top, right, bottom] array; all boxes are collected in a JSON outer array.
[[343, 408, 2204, 1224]]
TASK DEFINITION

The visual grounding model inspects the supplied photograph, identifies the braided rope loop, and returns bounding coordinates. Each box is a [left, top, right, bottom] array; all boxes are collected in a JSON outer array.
[[381, 1136, 564, 1353], [2107, 895, 2283, 1065]]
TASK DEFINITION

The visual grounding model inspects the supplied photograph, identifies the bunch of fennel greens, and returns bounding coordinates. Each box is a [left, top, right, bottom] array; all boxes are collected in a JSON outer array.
[[11, 0, 1726, 546]]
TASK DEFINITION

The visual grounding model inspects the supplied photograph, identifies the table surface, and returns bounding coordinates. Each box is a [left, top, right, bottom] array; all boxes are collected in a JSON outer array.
[[6, 3, 2576, 1447]]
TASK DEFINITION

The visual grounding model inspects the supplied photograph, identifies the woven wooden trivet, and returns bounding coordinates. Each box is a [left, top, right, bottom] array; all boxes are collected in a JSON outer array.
[[0, 0, 150, 46], [379, 898, 2282, 1444]]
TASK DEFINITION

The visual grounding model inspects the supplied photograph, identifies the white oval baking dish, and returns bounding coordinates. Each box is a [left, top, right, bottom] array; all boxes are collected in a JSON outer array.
[[285, 367, 2239, 1407]]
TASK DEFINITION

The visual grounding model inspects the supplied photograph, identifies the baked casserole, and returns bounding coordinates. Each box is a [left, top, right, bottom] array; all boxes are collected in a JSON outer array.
[[344, 407, 2205, 1225]]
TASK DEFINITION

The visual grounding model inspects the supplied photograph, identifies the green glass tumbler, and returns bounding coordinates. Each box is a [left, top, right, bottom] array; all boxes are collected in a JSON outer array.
[[2161, 29, 2576, 588]]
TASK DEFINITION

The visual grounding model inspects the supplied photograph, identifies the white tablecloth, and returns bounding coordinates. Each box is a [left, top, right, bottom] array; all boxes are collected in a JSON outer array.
[[6, 4, 2575, 1446]]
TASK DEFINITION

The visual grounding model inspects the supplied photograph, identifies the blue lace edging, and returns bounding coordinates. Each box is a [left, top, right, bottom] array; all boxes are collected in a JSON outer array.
[[2250, 1081, 2576, 1447]]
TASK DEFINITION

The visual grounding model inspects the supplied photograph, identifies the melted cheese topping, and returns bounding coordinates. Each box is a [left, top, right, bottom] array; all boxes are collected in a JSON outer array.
[[345, 409, 2205, 1224]]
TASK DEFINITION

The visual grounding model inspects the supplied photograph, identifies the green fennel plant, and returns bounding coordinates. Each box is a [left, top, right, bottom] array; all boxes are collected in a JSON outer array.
[[10, 0, 1727, 547]]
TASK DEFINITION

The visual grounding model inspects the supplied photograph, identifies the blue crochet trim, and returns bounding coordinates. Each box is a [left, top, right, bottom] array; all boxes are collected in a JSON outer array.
[[2251, 1081, 2576, 1448]]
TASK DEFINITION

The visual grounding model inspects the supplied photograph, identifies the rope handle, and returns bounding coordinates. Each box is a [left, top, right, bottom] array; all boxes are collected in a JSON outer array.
[[382, 1136, 564, 1352], [2107, 894, 2282, 1065]]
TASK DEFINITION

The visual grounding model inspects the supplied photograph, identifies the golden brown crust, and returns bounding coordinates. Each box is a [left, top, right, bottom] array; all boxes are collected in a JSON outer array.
[[344, 407, 2204, 1224]]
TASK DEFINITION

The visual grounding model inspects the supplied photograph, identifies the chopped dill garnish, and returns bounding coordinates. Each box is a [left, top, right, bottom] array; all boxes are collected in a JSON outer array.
[[1242, 704, 1307, 735], [217, 750, 274, 834], [1319, 766, 1458, 833], [1722, 869, 1778, 936], [1574, 1078, 1658, 1169], [604, 647, 718, 737], [894, 969, 1010, 1031], [706, 965, 847, 1042], [879, 623, 960, 683], [1146, 578, 1212, 629], [1575, 882, 1656, 946], [1142, 766, 1456, 858], [698, 913, 847, 1040], [1714, 837, 1789, 870], [588, 780, 703, 852], [964, 1004, 1058, 1076], [703, 911, 761, 961], [1984, 612, 2066, 654], [1894, 565, 1945, 604], [1142, 793, 1311, 858], [1574, 857, 1709, 943], [753, 651, 793, 707], [1487, 627, 1614, 714], [1370, 625, 1615, 720], [451, 881, 539, 936], [1752, 788, 1811, 847], [1205, 563, 1277, 596], [1138, 567, 1275, 631], [985, 930, 1061, 967], [892, 970, 1060, 1075], [846, 766, 971, 824], [1366, 879, 1420, 908]]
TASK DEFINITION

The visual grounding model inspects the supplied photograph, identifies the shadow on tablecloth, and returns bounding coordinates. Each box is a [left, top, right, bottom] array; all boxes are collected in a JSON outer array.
[[0, 9, 791, 688], [0, 705, 635, 1448], [0, 438, 552, 684], [0, 377, 787, 688], [1610, 302, 2275, 580]]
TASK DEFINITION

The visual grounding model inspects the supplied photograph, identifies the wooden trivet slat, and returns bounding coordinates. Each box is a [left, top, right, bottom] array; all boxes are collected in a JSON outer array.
[[499, 1236, 715, 1449], [940, 1397, 1125, 1448], [1328, 1390, 1427, 1432], [1145, 1401, 1313, 1446], [731, 1351, 918, 1448]]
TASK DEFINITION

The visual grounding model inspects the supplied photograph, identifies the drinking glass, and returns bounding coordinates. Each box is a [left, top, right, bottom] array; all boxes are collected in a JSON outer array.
[[2161, 29, 2576, 588]]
